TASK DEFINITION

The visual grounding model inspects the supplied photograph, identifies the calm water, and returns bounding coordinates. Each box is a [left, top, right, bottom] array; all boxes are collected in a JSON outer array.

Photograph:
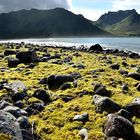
[[1, 37, 140, 53]]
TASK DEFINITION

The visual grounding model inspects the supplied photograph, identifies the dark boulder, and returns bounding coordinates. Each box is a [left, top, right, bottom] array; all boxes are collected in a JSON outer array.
[[110, 63, 120, 70], [119, 69, 128, 75], [60, 95, 74, 102], [93, 95, 121, 113], [94, 84, 111, 96], [122, 84, 128, 91], [8, 57, 20, 67], [16, 50, 38, 63], [60, 83, 72, 90], [104, 114, 135, 139], [47, 75, 74, 90], [4, 50, 17, 56], [33, 89, 51, 104], [89, 44, 103, 52], [117, 109, 131, 120], [11, 91, 27, 102], [125, 97, 140, 117], [25, 103, 44, 116], [127, 72, 140, 81], [38, 77, 48, 84]]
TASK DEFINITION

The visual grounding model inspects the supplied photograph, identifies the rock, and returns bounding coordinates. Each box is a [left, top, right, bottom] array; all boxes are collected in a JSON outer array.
[[117, 109, 131, 120], [47, 75, 74, 90], [14, 101, 24, 109], [70, 72, 81, 79], [25, 103, 44, 116], [127, 72, 140, 81], [27, 63, 36, 69], [119, 69, 128, 75], [17, 116, 33, 140], [33, 89, 51, 104], [89, 44, 103, 52], [122, 84, 128, 91], [136, 84, 140, 91], [11, 91, 27, 102], [60, 83, 72, 90], [38, 77, 48, 84], [93, 95, 121, 113], [0, 100, 12, 109], [60, 95, 74, 102], [16, 50, 38, 63], [17, 116, 31, 129], [78, 128, 88, 140], [125, 97, 140, 117], [0, 110, 23, 140], [94, 84, 111, 96], [110, 63, 120, 70], [104, 114, 135, 139], [105, 137, 118, 140], [122, 61, 129, 67], [4, 81, 26, 94], [73, 113, 89, 122], [3, 106, 21, 118], [8, 57, 20, 67], [136, 67, 140, 73], [4, 50, 16, 56]]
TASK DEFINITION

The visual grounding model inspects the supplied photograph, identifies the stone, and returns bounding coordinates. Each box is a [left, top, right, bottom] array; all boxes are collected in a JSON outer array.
[[60, 83, 72, 90], [25, 103, 44, 116], [11, 91, 27, 102], [38, 77, 48, 84], [78, 128, 88, 140], [4, 50, 17, 56], [93, 95, 121, 113], [0, 110, 23, 140], [0, 100, 12, 109], [119, 69, 128, 75], [122, 84, 128, 91], [4, 81, 26, 94], [73, 113, 89, 122], [94, 84, 111, 96], [8, 57, 20, 67], [16, 50, 38, 63], [60, 95, 74, 102], [89, 44, 103, 52], [127, 72, 140, 81], [110, 63, 120, 70], [47, 75, 74, 90], [117, 109, 131, 120], [3, 106, 21, 118], [104, 114, 135, 139], [125, 97, 140, 117], [33, 89, 51, 104]]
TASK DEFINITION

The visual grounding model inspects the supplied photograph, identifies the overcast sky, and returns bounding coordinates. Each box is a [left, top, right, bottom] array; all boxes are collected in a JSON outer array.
[[0, 0, 139, 21]]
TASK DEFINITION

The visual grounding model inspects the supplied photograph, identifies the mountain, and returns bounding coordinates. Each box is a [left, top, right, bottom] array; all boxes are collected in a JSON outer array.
[[0, 8, 109, 39], [95, 9, 140, 36]]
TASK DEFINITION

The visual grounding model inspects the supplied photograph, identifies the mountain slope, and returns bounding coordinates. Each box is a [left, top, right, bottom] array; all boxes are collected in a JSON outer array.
[[95, 9, 140, 36], [106, 13, 140, 36], [0, 8, 109, 38]]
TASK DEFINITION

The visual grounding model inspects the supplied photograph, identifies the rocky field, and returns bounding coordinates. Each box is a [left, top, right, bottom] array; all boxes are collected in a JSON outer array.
[[0, 43, 140, 140]]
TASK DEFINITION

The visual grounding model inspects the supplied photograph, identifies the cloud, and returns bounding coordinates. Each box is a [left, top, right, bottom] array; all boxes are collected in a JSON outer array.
[[111, 0, 140, 12], [0, 0, 72, 13]]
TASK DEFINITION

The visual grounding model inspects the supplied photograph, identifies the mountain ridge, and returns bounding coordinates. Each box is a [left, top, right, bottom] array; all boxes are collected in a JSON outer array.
[[0, 8, 110, 39]]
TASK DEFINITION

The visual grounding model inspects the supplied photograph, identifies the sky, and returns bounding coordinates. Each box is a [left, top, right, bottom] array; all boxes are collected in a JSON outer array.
[[0, 0, 139, 21]]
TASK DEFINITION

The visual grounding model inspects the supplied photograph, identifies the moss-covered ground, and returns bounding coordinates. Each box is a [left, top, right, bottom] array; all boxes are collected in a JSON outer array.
[[0, 45, 140, 140]]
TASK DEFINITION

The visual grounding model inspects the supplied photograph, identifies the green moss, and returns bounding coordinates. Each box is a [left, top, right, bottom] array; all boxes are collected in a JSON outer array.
[[0, 47, 140, 139]]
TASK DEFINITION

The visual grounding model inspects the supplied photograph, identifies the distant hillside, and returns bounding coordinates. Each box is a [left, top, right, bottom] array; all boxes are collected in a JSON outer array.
[[0, 8, 109, 38], [95, 9, 140, 36]]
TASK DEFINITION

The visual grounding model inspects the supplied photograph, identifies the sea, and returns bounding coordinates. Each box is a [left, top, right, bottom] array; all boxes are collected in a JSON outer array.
[[0, 37, 140, 53]]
